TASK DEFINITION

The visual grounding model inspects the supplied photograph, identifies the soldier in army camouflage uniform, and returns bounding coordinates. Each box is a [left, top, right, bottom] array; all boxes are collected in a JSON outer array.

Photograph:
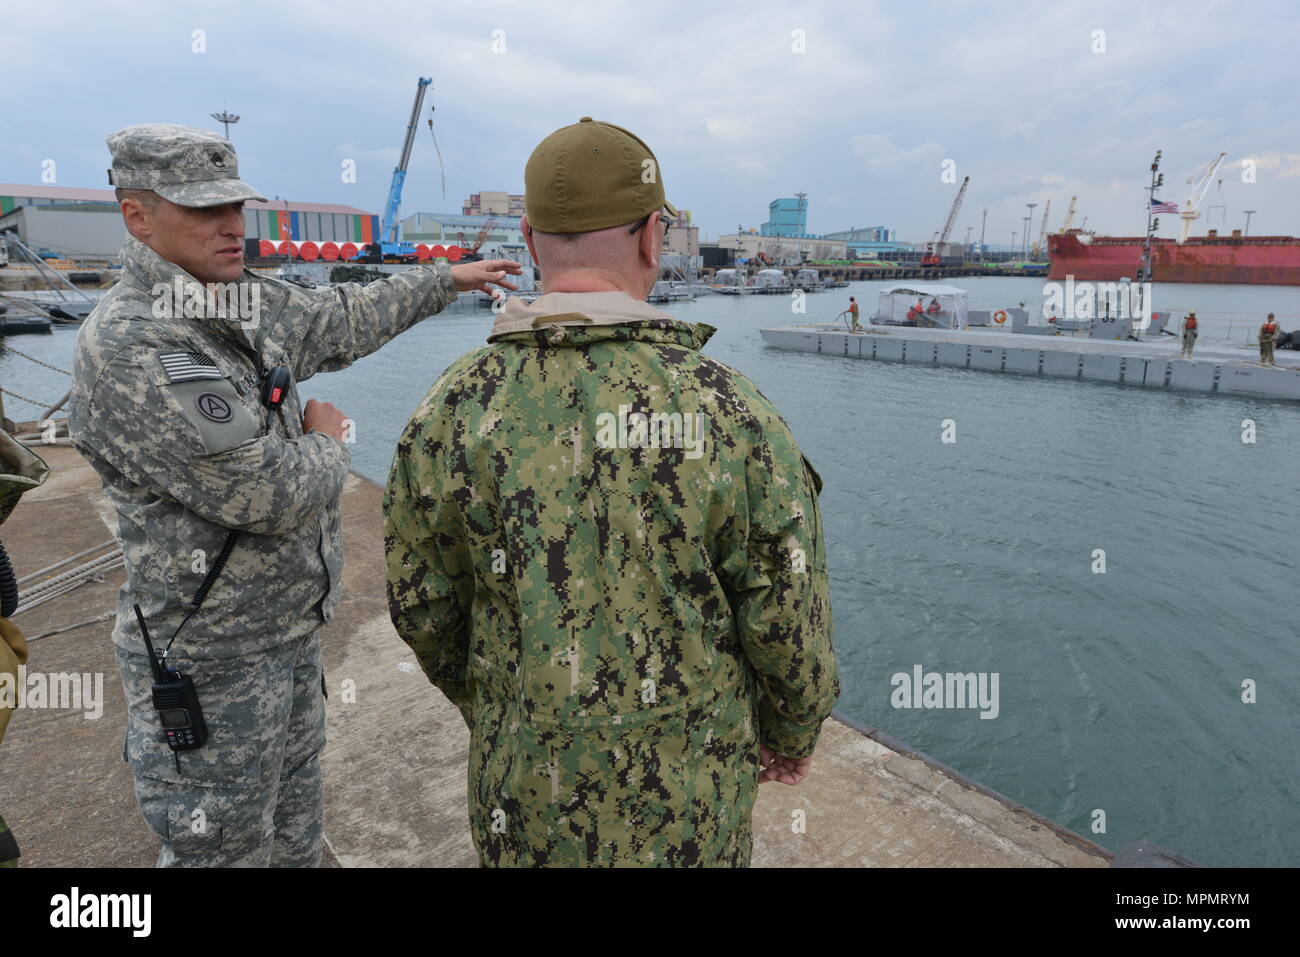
[[385, 118, 839, 867], [69, 124, 520, 867]]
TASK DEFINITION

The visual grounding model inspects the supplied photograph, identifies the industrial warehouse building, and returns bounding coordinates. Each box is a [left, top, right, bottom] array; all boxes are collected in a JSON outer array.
[[721, 229, 848, 264], [399, 211, 524, 251], [0, 183, 379, 260], [397, 209, 701, 266]]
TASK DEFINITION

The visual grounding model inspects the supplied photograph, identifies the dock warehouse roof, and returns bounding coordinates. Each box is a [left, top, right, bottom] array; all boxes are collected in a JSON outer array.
[[404, 212, 522, 229], [1, 184, 381, 254], [0, 183, 374, 217]]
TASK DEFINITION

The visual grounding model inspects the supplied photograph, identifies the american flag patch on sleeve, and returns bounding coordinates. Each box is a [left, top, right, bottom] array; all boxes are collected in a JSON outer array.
[[158, 351, 224, 383]]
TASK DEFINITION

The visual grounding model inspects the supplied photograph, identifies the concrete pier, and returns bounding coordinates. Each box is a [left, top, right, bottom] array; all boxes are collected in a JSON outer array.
[[760, 323, 1300, 400], [0, 439, 1112, 867]]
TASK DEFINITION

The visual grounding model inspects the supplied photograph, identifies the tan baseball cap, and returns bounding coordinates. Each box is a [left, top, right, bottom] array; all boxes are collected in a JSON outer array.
[[106, 123, 267, 208], [524, 117, 677, 234]]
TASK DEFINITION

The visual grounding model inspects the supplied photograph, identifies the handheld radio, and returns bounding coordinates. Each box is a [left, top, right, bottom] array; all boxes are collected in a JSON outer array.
[[130, 520, 238, 753], [260, 366, 292, 409], [133, 604, 209, 751]]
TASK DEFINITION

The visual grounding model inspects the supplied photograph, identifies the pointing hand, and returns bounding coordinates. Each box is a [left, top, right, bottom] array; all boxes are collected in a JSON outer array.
[[450, 259, 524, 294]]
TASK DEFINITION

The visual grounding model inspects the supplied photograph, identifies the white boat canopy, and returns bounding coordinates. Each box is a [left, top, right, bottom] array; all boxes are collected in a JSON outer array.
[[872, 283, 968, 329], [879, 282, 968, 297]]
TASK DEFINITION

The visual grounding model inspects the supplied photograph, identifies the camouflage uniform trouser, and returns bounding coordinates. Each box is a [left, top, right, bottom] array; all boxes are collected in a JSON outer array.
[[1181, 331, 1196, 357], [0, 810, 18, 867], [116, 628, 325, 867], [468, 678, 759, 867], [1260, 339, 1275, 364]]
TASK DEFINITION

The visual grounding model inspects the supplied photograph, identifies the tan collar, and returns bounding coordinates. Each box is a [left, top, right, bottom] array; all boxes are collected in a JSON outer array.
[[489, 290, 676, 338]]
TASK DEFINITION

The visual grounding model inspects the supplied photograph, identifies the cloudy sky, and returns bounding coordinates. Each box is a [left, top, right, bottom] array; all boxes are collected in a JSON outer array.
[[3, 0, 1297, 248]]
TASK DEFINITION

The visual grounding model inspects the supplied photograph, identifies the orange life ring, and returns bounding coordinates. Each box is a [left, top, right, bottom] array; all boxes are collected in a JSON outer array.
[[993, 310, 1008, 324]]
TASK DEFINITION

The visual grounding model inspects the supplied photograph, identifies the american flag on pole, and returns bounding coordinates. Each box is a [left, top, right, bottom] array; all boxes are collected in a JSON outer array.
[[1150, 198, 1180, 214]]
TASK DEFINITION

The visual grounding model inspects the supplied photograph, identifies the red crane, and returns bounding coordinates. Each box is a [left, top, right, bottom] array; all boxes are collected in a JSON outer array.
[[921, 176, 969, 267]]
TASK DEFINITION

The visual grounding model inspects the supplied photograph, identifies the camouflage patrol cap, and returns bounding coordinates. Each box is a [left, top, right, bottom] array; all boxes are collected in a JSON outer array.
[[106, 123, 267, 208], [524, 117, 677, 233]]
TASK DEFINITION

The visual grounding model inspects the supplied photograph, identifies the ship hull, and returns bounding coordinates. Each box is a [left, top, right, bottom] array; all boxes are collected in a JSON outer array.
[[1049, 233, 1300, 285]]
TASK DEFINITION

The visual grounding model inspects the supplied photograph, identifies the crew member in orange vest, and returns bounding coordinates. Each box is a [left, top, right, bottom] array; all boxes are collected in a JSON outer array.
[[1259, 313, 1279, 365], [848, 296, 861, 332], [927, 297, 941, 315], [1180, 311, 1199, 358]]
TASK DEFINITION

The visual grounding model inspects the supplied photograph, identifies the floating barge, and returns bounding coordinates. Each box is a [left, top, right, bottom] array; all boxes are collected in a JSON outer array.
[[760, 324, 1300, 401]]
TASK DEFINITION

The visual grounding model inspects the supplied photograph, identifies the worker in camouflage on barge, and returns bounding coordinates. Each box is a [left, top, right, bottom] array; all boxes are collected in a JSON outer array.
[[385, 117, 840, 867], [69, 123, 520, 867]]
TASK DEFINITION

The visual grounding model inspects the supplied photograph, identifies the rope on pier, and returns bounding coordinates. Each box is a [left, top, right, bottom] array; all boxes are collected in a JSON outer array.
[[17, 540, 119, 586], [0, 385, 61, 410], [0, 345, 72, 376], [1, 346, 74, 417], [11, 543, 126, 621], [27, 610, 117, 643]]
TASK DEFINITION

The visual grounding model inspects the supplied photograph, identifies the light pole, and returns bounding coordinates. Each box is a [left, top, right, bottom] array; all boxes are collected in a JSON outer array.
[[1141, 151, 1163, 283], [979, 207, 987, 261], [1024, 202, 1037, 260], [211, 111, 240, 140], [1244, 210, 1256, 236], [1011, 232, 1017, 261]]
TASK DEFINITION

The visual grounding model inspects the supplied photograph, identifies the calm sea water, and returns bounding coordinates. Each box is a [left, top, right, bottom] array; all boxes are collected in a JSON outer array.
[[8, 276, 1298, 866]]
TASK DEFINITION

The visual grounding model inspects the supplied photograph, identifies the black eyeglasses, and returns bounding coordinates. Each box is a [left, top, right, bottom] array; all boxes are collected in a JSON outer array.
[[629, 209, 672, 244]]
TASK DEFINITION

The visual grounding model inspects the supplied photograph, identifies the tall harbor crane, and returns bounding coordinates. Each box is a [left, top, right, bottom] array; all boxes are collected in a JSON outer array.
[[1060, 196, 1078, 232], [1030, 198, 1051, 260], [1178, 152, 1228, 244], [362, 77, 432, 262], [921, 176, 969, 267]]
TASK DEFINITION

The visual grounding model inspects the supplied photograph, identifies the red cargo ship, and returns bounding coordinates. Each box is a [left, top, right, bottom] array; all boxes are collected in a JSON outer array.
[[1049, 229, 1300, 285]]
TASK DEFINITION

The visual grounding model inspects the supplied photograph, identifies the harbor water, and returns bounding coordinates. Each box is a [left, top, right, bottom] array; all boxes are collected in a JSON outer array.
[[7, 275, 1298, 866]]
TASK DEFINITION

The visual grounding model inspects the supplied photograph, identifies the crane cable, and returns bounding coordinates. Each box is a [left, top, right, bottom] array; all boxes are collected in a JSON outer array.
[[427, 107, 446, 200]]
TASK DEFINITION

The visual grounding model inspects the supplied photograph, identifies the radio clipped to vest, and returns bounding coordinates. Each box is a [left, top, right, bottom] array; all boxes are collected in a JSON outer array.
[[260, 365, 292, 410], [132, 527, 238, 752]]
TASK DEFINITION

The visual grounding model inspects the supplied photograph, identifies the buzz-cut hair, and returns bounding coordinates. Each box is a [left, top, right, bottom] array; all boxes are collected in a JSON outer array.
[[114, 187, 160, 211], [530, 226, 581, 243]]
